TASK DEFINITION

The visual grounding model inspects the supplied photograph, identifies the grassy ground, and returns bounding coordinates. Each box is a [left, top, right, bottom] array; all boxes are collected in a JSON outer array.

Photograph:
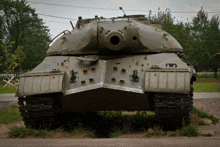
[[0, 106, 22, 125], [0, 84, 17, 94], [2, 106, 218, 138], [193, 82, 220, 92]]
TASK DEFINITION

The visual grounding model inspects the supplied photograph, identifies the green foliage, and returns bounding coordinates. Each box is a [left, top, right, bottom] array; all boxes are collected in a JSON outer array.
[[145, 126, 166, 137], [8, 126, 34, 138], [184, 8, 220, 74], [180, 126, 199, 137], [203, 133, 213, 137], [98, 111, 122, 118], [8, 126, 48, 138], [169, 132, 177, 137], [0, 106, 22, 124], [71, 123, 94, 137], [197, 74, 220, 79], [48, 132, 56, 137], [0, 42, 25, 75], [34, 130, 47, 138], [198, 120, 208, 126], [110, 130, 123, 138], [193, 107, 219, 124], [148, 8, 220, 73], [193, 82, 220, 92], [0, 84, 17, 93], [0, 0, 51, 71], [98, 111, 155, 120]]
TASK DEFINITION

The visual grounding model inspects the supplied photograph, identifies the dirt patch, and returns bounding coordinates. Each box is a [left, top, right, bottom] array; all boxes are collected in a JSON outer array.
[[0, 102, 18, 108], [0, 122, 25, 138], [194, 98, 220, 119], [194, 98, 220, 136], [195, 78, 220, 83]]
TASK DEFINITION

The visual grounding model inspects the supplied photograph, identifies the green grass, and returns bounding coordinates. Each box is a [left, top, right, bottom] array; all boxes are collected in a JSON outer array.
[[98, 111, 155, 120], [8, 126, 48, 138], [193, 82, 220, 92], [197, 74, 220, 79], [8, 123, 95, 138], [180, 126, 199, 137], [0, 84, 17, 94], [110, 130, 123, 138], [0, 106, 22, 124], [193, 107, 219, 124], [71, 123, 94, 137], [145, 126, 166, 137], [169, 132, 177, 137], [203, 133, 213, 137]]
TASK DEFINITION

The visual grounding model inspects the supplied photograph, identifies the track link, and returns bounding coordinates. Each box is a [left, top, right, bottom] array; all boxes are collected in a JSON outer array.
[[153, 93, 193, 127], [18, 94, 62, 129]]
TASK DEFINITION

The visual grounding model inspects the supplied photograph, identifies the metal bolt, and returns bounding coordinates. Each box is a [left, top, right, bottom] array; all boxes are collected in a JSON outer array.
[[111, 78, 116, 81], [121, 69, 126, 72], [89, 78, 94, 82], [120, 79, 125, 83]]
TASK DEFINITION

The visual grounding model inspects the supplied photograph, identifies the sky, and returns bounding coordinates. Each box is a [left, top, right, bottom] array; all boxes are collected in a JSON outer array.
[[26, 0, 220, 39]]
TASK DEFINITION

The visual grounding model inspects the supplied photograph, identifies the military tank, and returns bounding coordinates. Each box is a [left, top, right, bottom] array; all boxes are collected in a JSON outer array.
[[16, 14, 196, 128]]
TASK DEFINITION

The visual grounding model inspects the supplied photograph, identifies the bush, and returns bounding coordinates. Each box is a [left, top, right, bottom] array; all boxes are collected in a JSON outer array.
[[169, 132, 177, 137], [34, 130, 47, 138], [180, 126, 199, 137], [71, 123, 94, 137], [145, 126, 166, 137], [98, 111, 155, 120], [110, 130, 123, 138], [197, 73, 220, 79], [203, 133, 213, 137], [8, 126, 35, 138]]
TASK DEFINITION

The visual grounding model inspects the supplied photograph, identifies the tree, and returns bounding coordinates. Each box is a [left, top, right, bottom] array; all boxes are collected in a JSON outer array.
[[0, 0, 51, 71], [0, 41, 25, 77], [186, 8, 220, 77]]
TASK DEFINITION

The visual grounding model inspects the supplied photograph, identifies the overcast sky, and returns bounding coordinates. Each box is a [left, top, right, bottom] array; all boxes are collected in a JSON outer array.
[[26, 0, 220, 39]]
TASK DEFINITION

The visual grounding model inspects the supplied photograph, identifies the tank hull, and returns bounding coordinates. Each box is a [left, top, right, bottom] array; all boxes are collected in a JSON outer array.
[[61, 88, 151, 112], [16, 53, 193, 98]]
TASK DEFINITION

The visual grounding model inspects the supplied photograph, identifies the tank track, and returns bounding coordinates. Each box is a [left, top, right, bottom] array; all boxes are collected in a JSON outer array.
[[153, 92, 193, 127], [18, 94, 62, 129]]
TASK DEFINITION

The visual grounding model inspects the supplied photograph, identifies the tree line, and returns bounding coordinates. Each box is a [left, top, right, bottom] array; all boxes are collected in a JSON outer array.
[[149, 8, 220, 76], [0, 0, 220, 77]]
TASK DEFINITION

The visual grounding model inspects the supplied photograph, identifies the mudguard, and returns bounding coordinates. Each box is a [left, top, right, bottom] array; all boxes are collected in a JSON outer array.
[[15, 71, 65, 97]]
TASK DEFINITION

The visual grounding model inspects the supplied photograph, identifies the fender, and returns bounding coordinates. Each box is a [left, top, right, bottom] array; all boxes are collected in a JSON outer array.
[[16, 71, 65, 97]]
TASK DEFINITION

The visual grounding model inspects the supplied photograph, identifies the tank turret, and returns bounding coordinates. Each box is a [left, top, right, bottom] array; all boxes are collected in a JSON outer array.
[[47, 15, 182, 56]]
